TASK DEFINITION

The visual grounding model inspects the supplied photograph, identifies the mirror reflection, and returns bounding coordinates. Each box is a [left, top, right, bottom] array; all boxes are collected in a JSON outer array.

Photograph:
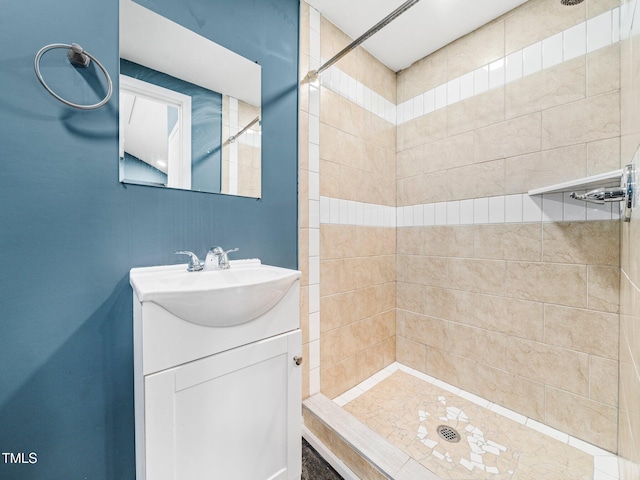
[[119, 0, 262, 198]]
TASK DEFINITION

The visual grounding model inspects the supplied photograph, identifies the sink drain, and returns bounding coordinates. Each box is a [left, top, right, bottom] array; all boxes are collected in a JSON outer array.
[[437, 425, 461, 443]]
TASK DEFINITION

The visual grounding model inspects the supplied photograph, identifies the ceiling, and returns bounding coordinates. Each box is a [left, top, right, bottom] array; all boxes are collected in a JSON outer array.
[[306, 0, 530, 72]]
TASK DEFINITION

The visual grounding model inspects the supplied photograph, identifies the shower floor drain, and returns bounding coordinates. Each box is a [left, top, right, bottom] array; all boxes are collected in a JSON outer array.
[[437, 425, 461, 443]]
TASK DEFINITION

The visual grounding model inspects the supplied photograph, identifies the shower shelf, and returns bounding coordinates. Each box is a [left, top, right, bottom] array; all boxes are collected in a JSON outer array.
[[527, 169, 623, 196]]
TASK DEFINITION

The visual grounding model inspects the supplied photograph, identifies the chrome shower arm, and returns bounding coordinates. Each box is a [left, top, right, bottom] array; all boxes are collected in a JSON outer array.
[[570, 187, 627, 204]]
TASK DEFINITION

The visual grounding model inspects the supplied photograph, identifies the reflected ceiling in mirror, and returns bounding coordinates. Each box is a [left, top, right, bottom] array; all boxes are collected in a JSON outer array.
[[119, 0, 262, 198]]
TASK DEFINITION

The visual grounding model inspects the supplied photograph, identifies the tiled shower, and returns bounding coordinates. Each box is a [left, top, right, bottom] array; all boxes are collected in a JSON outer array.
[[299, 0, 640, 477]]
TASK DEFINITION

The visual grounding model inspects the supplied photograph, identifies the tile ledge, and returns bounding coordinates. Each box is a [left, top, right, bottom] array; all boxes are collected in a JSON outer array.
[[528, 169, 622, 195]]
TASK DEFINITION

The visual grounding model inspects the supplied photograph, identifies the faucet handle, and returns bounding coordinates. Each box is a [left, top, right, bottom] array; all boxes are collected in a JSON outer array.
[[208, 246, 239, 270], [174, 251, 204, 272]]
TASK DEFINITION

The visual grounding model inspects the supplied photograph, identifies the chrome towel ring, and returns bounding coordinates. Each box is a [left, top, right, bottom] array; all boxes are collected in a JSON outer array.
[[34, 43, 113, 110]]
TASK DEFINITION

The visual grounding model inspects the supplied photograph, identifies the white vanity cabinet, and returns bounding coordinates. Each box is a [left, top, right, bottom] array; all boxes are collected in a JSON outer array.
[[131, 263, 302, 480]]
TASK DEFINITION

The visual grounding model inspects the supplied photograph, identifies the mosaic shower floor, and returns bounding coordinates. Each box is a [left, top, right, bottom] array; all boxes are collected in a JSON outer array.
[[335, 364, 619, 480]]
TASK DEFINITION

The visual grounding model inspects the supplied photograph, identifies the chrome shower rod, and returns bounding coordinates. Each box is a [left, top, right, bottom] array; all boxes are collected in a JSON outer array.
[[229, 115, 260, 143], [308, 0, 421, 79]]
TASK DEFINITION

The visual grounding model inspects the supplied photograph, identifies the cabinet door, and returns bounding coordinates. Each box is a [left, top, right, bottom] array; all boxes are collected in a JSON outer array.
[[144, 330, 302, 480]]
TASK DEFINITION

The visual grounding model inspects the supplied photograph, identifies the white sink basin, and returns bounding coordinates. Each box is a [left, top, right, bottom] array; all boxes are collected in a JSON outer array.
[[130, 260, 301, 327]]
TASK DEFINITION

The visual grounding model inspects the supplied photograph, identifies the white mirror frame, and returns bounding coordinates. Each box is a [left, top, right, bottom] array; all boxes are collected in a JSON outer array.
[[119, 75, 192, 190]]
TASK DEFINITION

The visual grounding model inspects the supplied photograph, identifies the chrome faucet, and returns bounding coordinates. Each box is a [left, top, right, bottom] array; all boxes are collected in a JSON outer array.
[[174, 251, 204, 272], [205, 246, 239, 270]]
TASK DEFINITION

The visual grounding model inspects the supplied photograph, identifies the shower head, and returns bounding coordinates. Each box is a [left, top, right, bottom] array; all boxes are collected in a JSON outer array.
[[560, 0, 584, 5]]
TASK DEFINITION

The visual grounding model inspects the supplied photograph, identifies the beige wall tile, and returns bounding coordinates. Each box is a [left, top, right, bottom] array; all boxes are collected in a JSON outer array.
[[320, 290, 360, 333], [447, 88, 505, 137], [474, 113, 542, 163], [587, 137, 621, 175], [474, 224, 543, 261], [541, 91, 621, 149], [396, 336, 427, 373], [320, 225, 356, 259], [372, 311, 396, 344], [320, 17, 357, 79], [403, 311, 450, 350], [356, 344, 386, 383], [302, 343, 310, 399], [355, 227, 395, 257], [332, 434, 387, 480], [397, 282, 425, 314], [546, 386, 617, 452], [396, 309, 406, 338], [355, 141, 393, 177], [423, 132, 475, 173], [299, 228, 310, 286], [357, 47, 396, 104], [426, 347, 478, 393], [382, 336, 396, 367], [319, 160, 340, 198], [338, 165, 392, 206], [507, 262, 588, 308], [544, 304, 619, 358], [590, 355, 618, 406], [362, 284, 396, 318], [299, 2, 310, 56], [397, 174, 428, 206], [543, 221, 620, 266], [300, 285, 310, 345], [476, 365, 545, 421], [588, 265, 620, 313], [321, 359, 356, 399], [300, 72, 311, 111], [476, 294, 545, 342], [505, 0, 585, 54], [397, 227, 424, 255], [443, 160, 507, 201], [506, 57, 586, 120], [587, 43, 621, 97], [321, 327, 343, 367], [320, 123, 357, 167], [303, 410, 333, 449], [507, 337, 589, 396], [320, 259, 346, 296], [447, 20, 505, 79], [397, 145, 424, 179], [397, 255, 449, 287], [320, 88, 369, 139], [420, 170, 458, 204], [506, 144, 587, 194], [448, 323, 508, 369], [398, 109, 448, 151], [396, 48, 447, 104], [423, 286, 476, 325], [448, 258, 506, 295], [423, 226, 474, 258]]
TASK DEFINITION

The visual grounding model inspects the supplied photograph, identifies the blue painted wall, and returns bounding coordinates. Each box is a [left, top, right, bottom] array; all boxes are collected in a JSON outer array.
[[0, 0, 299, 478]]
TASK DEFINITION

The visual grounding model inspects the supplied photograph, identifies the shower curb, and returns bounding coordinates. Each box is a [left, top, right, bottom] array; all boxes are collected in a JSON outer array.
[[302, 393, 442, 480]]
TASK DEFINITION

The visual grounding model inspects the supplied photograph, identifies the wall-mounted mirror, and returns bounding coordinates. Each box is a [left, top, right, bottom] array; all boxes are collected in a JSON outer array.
[[119, 0, 262, 198]]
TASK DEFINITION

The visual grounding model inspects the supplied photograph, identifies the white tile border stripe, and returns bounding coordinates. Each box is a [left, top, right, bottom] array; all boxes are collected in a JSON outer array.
[[307, 6, 322, 396], [314, 7, 620, 131], [319, 194, 618, 228], [397, 7, 620, 126], [332, 362, 620, 479]]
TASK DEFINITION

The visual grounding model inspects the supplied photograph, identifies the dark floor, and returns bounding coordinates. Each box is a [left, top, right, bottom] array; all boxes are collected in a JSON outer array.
[[301, 438, 344, 480]]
